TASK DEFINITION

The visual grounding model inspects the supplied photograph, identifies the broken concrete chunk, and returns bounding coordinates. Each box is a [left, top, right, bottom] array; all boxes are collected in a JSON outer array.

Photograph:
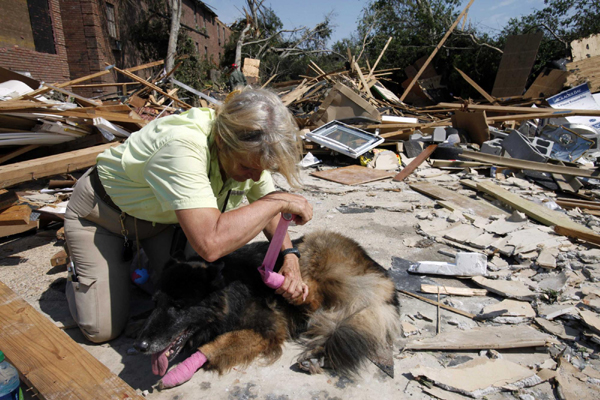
[[471, 276, 537, 301], [507, 210, 528, 222], [442, 224, 484, 244], [537, 247, 558, 269], [410, 252, 487, 277], [410, 358, 541, 398], [534, 317, 579, 341], [505, 228, 563, 255], [484, 218, 526, 235], [401, 321, 420, 338], [467, 233, 497, 249], [537, 303, 579, 320], [536, 271, 569, 292], [578, 309, 600, 334], [481, 299, 536, 324]]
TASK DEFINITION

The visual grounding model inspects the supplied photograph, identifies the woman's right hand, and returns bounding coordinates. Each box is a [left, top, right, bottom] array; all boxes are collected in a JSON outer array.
[[263, 192, 313, 225]]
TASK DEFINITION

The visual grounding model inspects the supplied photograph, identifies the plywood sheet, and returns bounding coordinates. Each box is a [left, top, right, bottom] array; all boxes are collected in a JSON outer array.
[[566, 55, 600, 93], [524, 68, 569, 98], [492, 32, 543, 97], [450, 110, 489, 145], [571, 34, 600, 62], [310, 165, 395, 185]]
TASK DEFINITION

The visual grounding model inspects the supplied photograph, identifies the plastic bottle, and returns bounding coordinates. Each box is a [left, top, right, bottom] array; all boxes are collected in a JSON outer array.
[[0, 350, 23, 400]]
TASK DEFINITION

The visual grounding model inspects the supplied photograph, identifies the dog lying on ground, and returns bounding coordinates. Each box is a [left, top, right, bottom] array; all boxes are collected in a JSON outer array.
[[134, 230, 400, 388]]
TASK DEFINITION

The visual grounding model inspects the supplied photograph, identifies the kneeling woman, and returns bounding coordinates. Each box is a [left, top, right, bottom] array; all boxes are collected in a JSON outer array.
[[64, 88, 313, 343]]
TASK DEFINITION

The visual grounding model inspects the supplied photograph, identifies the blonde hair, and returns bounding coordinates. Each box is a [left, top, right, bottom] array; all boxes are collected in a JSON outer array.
[[213, 87, 303, 188]]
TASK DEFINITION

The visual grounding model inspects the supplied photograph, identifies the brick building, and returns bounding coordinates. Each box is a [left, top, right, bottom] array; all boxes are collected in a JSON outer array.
[[0, 0, 232, 97], [0, 0, 70, 86]]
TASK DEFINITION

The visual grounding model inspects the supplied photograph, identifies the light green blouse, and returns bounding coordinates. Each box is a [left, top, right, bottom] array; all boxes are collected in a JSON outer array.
[[96, 108, 275, 224]]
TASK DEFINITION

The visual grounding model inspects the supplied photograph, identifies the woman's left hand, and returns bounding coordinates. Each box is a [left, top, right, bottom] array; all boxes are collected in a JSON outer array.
[[275, 254, 308, 303]]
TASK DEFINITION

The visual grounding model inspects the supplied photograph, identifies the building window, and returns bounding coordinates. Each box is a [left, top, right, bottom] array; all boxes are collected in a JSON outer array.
[[204, 46, 208, 57], [223, 27, 225, 42], [27, 0, 56, 54], [106, 3, 117, 38]]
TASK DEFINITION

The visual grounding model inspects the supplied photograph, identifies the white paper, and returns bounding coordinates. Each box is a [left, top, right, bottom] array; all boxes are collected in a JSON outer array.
[[546, 83, 600, 129]]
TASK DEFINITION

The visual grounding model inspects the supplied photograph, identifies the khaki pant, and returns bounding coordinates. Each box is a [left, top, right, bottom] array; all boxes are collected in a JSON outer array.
[[64, 169, 176, 343]]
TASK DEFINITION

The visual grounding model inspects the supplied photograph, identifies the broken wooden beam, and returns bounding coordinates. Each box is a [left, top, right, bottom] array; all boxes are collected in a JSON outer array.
[[0, 205, 31, 226], [460, 150, 600, 178], [420, 284, 488, 297], [454, 67, 497, 104], [0, 280, 144, 399], [398, 289, 475, 319], [393, 144, 438, 181], [554, 225, 600, 246], [0, 142, 119, 189], [476, 180, 598, 236]]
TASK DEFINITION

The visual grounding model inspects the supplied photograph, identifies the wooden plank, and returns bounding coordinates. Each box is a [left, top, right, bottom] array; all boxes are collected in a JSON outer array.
[[454, 67, 497, 103], [0, 220, 37, 238], [431, 160, 491, 168], [451, 110, 489, 145], [50, 250, 68, 267], [0, 190, 19, 212], [0, 280, 144, 400], [0, 205, 31, 226], [0, 142, 119, 189], [460, 150, 600, 178], [354, 61, 374, 99], [556, 199, 600, 211], [399, 0, 475, 102], [476, 180, 597, 236], [404, 325, 552, 350], [554, 225, 600, 246], [492, 32, 543, 97], [393, 144, 438, 181], [420, 284, 488, 296], [310, 165, 395, 185], [410, 182, 507, 218]]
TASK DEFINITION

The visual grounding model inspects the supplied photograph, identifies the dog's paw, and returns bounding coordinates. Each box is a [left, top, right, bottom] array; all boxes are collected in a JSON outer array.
[[297, 355, 326, 374]]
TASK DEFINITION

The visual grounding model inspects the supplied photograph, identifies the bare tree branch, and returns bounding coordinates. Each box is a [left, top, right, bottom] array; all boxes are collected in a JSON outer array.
[[452, 32, 504, 53]]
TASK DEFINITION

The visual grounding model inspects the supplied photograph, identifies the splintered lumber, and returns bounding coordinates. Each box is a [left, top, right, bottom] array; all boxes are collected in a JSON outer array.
[[410, 182, 507, 218], [353, 61, 374, 99], [454, 67, 497, 104], [393, 144, 438, 181], [0, 205, 31, 226], [399, 0, 475, 102], [420, 284, 488, 296], [404, 325, 553, 350], [460, 150, 600, 178], [476, 181, 598, 237], [0, 280, 143, 400], [0, 142, 119, 189]]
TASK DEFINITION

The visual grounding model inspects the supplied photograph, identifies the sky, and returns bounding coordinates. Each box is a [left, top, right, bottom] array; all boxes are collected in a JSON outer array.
[[205, 0, 548, 44]]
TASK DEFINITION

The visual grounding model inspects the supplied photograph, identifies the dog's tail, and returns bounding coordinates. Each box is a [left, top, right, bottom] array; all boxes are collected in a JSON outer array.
[[298, 274, 399, 376]]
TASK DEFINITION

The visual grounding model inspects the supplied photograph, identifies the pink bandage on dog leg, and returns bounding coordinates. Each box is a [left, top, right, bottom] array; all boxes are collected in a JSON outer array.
[[160, 351, 207, 389], [258, 213, 293, 290]]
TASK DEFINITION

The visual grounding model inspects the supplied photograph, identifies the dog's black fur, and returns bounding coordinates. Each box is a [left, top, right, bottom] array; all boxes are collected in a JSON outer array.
[[134, 230, 400, 383]]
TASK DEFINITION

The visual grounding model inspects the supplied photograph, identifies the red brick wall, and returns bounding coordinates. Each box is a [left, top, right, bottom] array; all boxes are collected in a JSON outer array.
[[181, 0, 231, 65], [0, 0, 70, 85], [59, 0, 119, 97]]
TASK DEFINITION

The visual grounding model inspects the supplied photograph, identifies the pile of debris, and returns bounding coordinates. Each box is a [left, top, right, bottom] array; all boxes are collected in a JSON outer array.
[[0, 27, 599, 400]]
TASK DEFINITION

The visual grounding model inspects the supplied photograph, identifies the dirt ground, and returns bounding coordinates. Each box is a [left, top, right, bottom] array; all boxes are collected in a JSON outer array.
[[0, 158, 579, 400]]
